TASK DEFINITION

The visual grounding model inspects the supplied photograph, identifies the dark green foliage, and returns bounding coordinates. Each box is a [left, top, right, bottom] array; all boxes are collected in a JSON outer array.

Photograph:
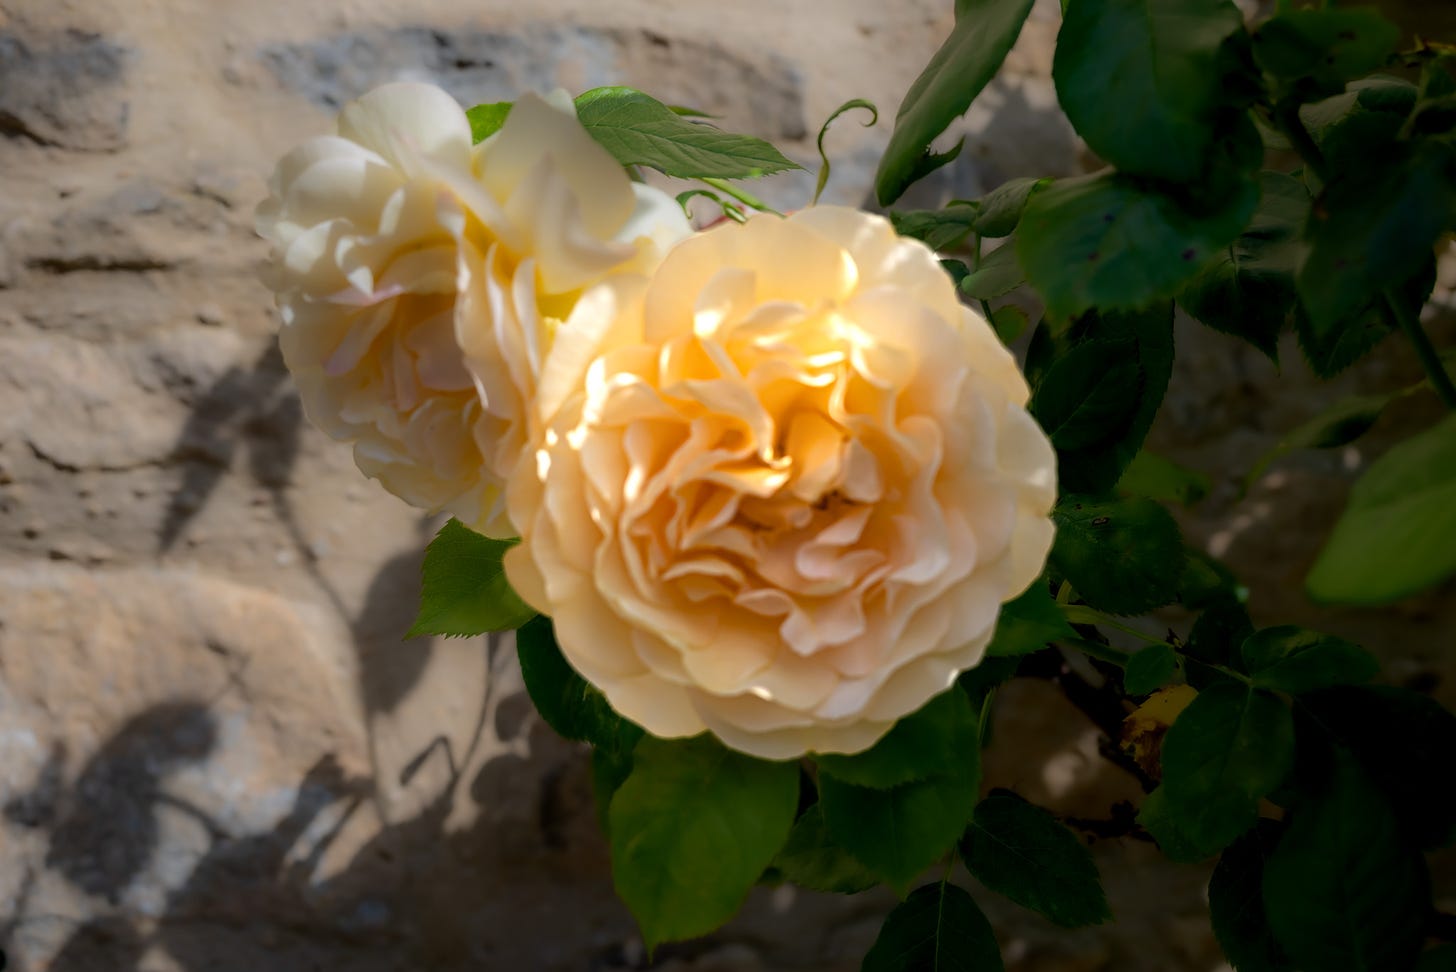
[[1016, 172, 1258, 320], [1032, 306, 1174, 493], [815, 689, 978, 789], [1184, 597, 1254, 676], [517, 616, 641, 752], [960, 241, 1026, 300], [1051, 495, 1185, 616], [1124, 644, 1178, 696], [1138, 785, 1226, 863], [1239, 626, 1378, 694], [1178, 171, 1309, 360], [875, 0, 1036, 204], [961, 790, 1111, 927], [890, 207, 978, 252], [818, 703, 981, 892], [1262, 754, 1429, 972], [1160, 684, 1295, 856], [862, 882, 1004, 972], [1299, 685, 1456, 849], [985, 583, 1074, 658], [1054, 0, 1244, 183], [1254, 9, 1400, 94], [1209, 823, 1292, 972], [609, 735, 799, 948], [1297, 141, 1456, 339], [972, 176, 1051, 238], [1116, 451, 1211, 507], [771, 805, 879, 895]]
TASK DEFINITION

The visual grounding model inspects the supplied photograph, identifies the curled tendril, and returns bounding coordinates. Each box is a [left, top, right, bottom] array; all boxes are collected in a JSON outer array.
[[813, 99, 879, 205], [675, 189, 747, 224]]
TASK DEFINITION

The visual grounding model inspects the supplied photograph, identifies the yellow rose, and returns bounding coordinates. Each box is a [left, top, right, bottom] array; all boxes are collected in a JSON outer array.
[[256, 83, 689, 535], [505, 207, 1058, 759]]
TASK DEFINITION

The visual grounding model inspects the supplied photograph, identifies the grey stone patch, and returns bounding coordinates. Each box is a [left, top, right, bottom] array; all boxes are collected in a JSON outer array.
[[15, 180, 222, 276], [0, 28, 130, 151], [259, 24, 805, 141]]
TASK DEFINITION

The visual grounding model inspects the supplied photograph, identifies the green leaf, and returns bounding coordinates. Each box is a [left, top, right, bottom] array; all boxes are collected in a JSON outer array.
[[1032, 348, 1143, 452], [1239, 626, 1378, 694], [1138, 785, 1228, 863], [1209, 823, 1293, 972], [1125, 644, 1179, 696], [1051, 495, 1185, 616], [1177, 550, 1241, 613], [1299, 685, 1456, 849], [1044, 306, 1175, 494], [958, 656, 1023, 713], [1301, 78, 1418, 159], [1296, 258, 1432, 379], [609, 735, 799, 948], [815, 688, 979, 789], [863, 882, 1004, 972], [820, 765, 980, 891], [814, 98, 878, 204], [1178, 171, 1309, 361], [1243, 391, 1398, 490], [890, 207, 978, 253], [407, 519, 535, 638], [1186, 596, 1255, 668], [1253, 9, 1400, 90], [1308, 414, 1456, 605], [1116, 451, 1211, 507], [1297, 141, 1456, 339], [1161, 684, 1295, 854], [986, 583, 1075, 658], [875, 0, 1036, 204], [573, 86, 799, 180], [1293, 302, 1394, 379], [1053, 0, 1244, 182], [465, 102, 512, 144], [989, 305, 1030, 344], [972, 177, 1051, 238], [1018, 171, 1258, 320], [960, 241, 1026, 300], [771, 805, 879, 895], [961, 790, 1111, 928], [516, 616, 642, 750], [591, 742, 638, 834], [1262, 754, 1429, 972]]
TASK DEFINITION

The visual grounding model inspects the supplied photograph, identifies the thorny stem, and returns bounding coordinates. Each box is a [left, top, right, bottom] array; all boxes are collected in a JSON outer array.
[[700, 177, 779, 215]]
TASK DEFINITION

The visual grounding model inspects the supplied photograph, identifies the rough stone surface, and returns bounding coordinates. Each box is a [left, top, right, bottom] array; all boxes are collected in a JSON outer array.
[[0, 26, 130, 151], [0, 0, 1452, 969]]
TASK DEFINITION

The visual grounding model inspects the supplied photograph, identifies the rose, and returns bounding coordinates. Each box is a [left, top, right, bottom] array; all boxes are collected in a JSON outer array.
[[504, 207, 1058, 759], [256, 83, 689, 535]]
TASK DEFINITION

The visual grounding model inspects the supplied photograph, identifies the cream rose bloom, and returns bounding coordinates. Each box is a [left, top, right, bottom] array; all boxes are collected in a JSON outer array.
[[256, 83, 690, 535], [505, 207, 1057, 759]]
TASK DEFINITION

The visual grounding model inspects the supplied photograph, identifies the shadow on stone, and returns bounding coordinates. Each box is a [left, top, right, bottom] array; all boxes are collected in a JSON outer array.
[[44, 701, 218, 902], [158, 343, 296, 553]]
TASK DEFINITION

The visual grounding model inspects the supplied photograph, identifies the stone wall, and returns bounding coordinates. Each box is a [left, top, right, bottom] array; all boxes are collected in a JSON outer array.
[[0, 0, 1451, 969]]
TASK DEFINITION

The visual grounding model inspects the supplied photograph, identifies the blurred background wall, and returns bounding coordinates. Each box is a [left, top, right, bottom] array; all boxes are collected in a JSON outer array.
[[0, 0, 1451, 969]]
